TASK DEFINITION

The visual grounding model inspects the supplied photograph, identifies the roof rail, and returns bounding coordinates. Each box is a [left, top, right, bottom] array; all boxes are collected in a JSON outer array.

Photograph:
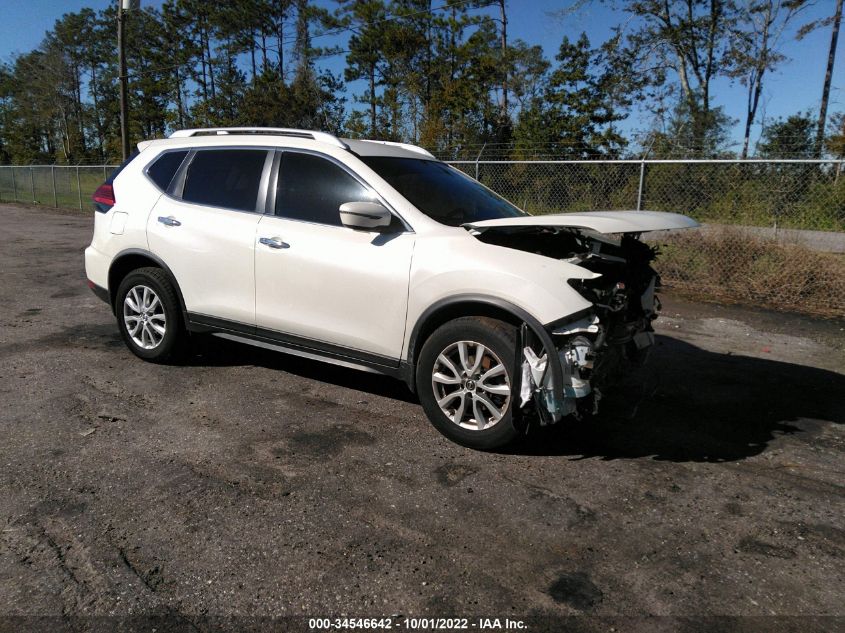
[[168, 127, 348, 149], [358, 139, 435, 159]]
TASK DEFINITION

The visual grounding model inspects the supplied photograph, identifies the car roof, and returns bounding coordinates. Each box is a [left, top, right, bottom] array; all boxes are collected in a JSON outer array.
[[138, 128, 436, 161]]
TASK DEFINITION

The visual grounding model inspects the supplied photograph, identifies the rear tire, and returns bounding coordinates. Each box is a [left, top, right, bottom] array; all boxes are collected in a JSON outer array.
[[115, 267, 184, 363], [416, 317, 519, 450]]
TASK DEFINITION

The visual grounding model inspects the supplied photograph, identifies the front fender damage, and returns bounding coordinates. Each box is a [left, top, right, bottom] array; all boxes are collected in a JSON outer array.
[[516, 319, 605, 425], [470, 224, 670, 427], [513, 256, 660, 426]]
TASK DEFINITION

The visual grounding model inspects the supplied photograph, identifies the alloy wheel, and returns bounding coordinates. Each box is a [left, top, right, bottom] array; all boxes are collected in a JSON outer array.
[[431, 340, 511, 431], [123, 284, 166, 350]]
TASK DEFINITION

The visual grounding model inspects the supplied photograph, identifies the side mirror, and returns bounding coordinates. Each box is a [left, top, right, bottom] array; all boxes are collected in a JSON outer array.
[[339, 201, 393, 231]]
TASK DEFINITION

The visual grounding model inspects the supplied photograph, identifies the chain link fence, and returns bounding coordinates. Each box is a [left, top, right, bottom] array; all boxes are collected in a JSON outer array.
[[0, 165, 117, 211], [0, 160, 843, 315]]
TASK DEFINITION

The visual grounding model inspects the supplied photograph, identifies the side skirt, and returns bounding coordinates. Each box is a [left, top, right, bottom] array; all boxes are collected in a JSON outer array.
[[186, 312, 412, 386]]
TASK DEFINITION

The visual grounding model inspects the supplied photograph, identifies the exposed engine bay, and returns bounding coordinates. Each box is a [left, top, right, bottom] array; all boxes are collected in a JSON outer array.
[[473, 225, 661, 424]]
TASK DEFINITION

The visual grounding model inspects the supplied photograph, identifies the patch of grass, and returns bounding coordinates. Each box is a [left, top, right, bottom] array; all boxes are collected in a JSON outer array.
[[655, 227, 845, 317]]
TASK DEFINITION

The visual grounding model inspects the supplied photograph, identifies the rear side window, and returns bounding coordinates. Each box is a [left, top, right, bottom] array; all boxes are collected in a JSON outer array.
[[147, 150, 187, 191], [182, 149, 267, 212], [276, 152, 373, 226]]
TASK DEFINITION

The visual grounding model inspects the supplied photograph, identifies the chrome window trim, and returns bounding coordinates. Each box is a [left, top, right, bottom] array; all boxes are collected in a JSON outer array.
[[152, 145, 274, 216]]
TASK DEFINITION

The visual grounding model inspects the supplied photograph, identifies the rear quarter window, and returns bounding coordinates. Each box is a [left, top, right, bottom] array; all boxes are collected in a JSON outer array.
[[147, 150, 188, 192]]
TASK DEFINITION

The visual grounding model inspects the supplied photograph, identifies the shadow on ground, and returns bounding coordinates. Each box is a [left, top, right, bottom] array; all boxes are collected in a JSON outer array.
[[186, 334, 418, 403], [184, 333, 844, 464], [513, 334, 844, 462]]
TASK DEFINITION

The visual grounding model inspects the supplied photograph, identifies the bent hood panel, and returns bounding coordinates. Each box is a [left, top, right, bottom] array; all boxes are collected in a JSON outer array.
[[465, 210, 699, 234]]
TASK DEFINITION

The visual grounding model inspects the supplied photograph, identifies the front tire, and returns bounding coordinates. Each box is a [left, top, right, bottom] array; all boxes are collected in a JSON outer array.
[[115, 267, 184, 363], [416, 317, 519, 450]]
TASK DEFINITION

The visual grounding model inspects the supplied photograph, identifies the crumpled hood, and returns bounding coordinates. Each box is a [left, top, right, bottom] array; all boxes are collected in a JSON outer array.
[[464, 210, 700, 234]]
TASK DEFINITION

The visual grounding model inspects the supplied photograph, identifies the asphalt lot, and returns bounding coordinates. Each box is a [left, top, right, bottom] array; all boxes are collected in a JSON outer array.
[[1, 203, 843, 631]]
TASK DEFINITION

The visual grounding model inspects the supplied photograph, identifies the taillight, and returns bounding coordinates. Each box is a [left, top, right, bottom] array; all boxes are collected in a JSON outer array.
[[92, 184, 116, 207]]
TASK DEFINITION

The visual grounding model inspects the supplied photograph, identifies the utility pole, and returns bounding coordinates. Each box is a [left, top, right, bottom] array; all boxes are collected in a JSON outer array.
[[816, 0, 843, 158], [118, 0, 139, 161], [499, 0, 507, 123]]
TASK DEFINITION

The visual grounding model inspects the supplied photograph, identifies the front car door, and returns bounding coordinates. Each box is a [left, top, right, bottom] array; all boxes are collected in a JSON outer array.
[[147, 147, 272, 325], [255, 150, 415, 362]]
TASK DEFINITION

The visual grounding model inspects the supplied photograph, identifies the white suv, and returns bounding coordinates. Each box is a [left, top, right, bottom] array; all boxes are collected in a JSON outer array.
[[85, 127, 697, 449]]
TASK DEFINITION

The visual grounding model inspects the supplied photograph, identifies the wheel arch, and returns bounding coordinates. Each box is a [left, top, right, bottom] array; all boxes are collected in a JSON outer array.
[[108, 249, 188, 321], [404, 295, 562, 401]]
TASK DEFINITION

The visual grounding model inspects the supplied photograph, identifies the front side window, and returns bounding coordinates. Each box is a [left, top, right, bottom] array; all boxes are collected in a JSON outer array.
[[276, 152, 374, 226], [182, 149, 267, 212], [361, 156, 526, 226]]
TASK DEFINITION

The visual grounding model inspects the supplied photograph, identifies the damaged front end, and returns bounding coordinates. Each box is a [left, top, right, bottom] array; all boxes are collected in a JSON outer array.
[[480, 227, 662, 425]]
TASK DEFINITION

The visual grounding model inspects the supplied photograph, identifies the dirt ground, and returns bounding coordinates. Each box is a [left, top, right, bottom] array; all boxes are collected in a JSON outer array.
[[0, 204, 843, 632]]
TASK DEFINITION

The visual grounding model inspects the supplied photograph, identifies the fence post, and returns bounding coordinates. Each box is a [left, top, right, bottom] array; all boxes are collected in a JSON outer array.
[[51, 165, 58, 207], [474, 143, 486, 181], [103, 165, 107, 181], [636, 160, 646, 211], [76, 166, 83, 211], [29, 166, 36, 203], [11, 167, 17, 203]]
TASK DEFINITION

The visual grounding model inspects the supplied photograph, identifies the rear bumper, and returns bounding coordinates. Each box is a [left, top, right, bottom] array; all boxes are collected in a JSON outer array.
[[84, 244, 109, 288], [85, 244, 111, 307], [87, 279, 110, 305]]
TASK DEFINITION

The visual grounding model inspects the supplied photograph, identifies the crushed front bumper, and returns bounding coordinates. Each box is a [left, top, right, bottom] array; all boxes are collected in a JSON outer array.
[[521, 308, 656, 425]]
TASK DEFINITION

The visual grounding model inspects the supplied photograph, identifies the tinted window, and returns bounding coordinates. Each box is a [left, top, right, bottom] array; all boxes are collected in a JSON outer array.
[[276, 152, 374, 226], [182, 149, 267, 211], [361, 156, 525, 226], [147, 150, 187, 191]]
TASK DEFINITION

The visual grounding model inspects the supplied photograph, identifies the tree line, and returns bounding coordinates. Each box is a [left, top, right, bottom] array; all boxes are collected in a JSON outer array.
[[0, 0, 842, 164]]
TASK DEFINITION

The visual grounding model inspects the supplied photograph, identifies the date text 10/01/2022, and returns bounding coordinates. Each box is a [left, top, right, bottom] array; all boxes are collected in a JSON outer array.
[[308, 617, 528, 630]]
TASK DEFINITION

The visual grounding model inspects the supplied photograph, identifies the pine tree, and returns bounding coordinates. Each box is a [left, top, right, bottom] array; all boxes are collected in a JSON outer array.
[[514, 33, 627, 159]]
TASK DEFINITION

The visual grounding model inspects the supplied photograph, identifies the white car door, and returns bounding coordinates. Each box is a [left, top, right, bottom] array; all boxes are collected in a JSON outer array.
[[255, 151, 415, 361], [147, 148, 271, 325]]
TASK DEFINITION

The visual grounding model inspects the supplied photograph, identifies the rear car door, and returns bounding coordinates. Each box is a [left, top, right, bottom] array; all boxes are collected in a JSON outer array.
[[254, 151, 415, 361], [147, 148, 272, 326]]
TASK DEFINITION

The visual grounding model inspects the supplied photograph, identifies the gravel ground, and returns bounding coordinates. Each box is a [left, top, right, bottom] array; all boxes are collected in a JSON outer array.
[[0, 204, 843, 632]]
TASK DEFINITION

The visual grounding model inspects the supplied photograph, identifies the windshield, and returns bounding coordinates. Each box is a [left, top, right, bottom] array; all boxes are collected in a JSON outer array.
[[361, 156, 527, 226]]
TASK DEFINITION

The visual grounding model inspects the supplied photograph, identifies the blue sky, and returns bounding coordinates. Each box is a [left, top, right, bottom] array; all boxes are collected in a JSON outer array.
[[1, 0, 842, 150]]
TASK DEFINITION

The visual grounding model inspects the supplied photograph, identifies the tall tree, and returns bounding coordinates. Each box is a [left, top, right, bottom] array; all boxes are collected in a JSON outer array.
[[337, 0, 389, 136], [508, 40, 549, 112], [496, 0, 509, 137], [815, 0, 843, 156], [729, 0, 811, 158], [161, 1, 197, 130], [514, 33, 628, 158], [758, 112, 816, 158], [623, 0, 738, 153]]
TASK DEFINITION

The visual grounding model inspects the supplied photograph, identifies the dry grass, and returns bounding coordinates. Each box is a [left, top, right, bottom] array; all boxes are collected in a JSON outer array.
[[654, 227, 845, 317]]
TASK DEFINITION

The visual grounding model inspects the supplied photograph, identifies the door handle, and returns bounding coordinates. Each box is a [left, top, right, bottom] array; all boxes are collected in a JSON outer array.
[[259, 236, 288, 249], [157, 216, 181, 227]]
